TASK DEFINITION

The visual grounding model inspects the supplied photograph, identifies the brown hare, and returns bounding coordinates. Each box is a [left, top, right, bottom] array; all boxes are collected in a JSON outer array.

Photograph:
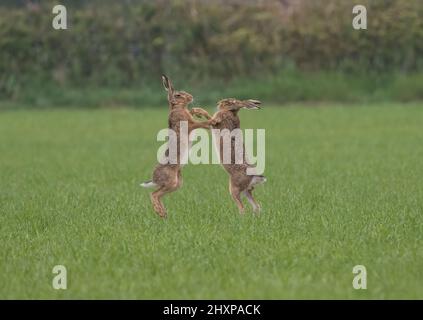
[[141, 75, 212, 218], [192, 98, 266, 214]]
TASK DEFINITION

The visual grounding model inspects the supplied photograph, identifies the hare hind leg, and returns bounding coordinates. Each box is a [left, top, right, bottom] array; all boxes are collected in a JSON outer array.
[[151, 184, 180, 218], [229, 180, 245, 214], [244, 188, 261, 213], [150, 172, 181, 218], [151, 187, 167, 218]]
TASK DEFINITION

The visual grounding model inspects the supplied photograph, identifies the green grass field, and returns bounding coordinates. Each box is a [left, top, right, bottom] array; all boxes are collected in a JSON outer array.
[[1, 104, 422, 299]]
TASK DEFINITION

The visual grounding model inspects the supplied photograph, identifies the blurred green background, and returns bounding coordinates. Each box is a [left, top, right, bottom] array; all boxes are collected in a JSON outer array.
[[0, 0, 422, 108]]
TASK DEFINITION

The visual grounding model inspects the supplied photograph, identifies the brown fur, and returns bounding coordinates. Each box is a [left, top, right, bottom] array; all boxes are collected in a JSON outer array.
[[192, 98, 265, 214], [144, 75, 212, 218]]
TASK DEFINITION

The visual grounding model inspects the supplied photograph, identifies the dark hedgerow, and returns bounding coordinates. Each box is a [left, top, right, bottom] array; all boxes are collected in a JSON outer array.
[[0, 0, 422, 106]]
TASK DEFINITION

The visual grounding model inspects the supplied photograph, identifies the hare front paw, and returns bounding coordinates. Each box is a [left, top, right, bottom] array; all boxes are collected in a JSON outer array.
[[191, 108, 210, 119]]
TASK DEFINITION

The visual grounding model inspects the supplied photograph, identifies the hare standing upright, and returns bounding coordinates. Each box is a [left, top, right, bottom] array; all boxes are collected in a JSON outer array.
[[141, 75, 212, 218], [192, 99, 265, 213]]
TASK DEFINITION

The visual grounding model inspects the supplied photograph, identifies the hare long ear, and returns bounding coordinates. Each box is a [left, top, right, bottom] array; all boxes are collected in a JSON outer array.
[[243, 99, 261, 109], [162, 74, 174, 93]]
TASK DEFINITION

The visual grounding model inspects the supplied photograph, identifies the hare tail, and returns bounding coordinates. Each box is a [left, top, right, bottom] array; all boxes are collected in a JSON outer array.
[[140, 180, 157, 188]]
